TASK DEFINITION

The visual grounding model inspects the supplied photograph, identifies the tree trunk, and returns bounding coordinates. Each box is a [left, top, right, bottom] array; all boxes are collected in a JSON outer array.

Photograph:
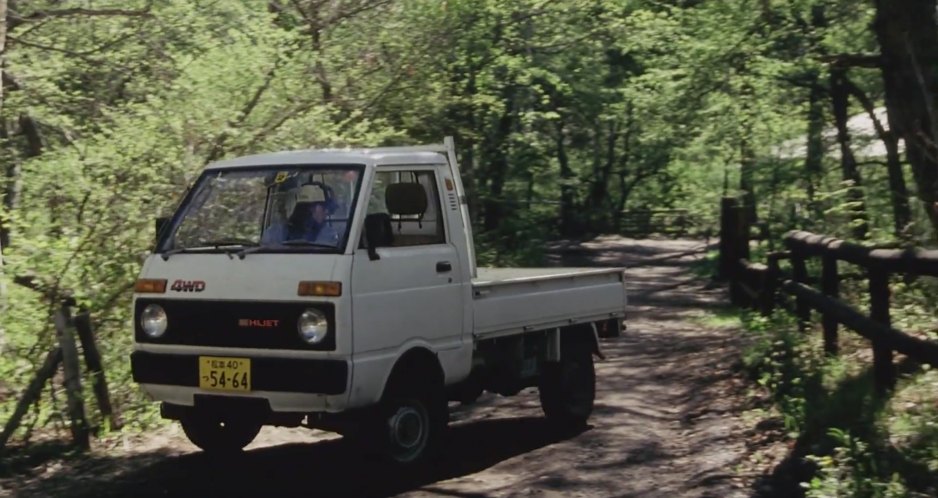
[[462, 137, 478, 224], [586, 121, 617, 230], [738, 85, 758, 224], [482, 90, 514, 232], [0, 160, 15, 251], [739, 135, 757, 224], [830, 68, 869, 239], [613, 103, 635, 227], [0, 0, 8, 345], [556, 119, 575, 236], [448, 53, 480, 227], [843, 77, 912, 239], [873, 0, 938, 237], [804, 75, 825, 223]]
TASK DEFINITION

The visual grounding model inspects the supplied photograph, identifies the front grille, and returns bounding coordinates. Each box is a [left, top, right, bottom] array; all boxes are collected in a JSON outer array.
[[134, 299, 335, 351]]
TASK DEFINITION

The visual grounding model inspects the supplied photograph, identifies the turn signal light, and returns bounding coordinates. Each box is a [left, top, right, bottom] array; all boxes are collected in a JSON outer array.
[[134, 279, 167, 294], [298, 281, 342, 297]]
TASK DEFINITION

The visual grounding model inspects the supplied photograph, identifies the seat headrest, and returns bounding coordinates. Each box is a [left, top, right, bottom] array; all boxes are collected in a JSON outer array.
[[385, 183, 428, 216], [364, 213, 394, 247]]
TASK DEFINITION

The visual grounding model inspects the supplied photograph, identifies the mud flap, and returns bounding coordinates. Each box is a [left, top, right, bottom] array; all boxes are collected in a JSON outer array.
[[589, 323, 606, 360]]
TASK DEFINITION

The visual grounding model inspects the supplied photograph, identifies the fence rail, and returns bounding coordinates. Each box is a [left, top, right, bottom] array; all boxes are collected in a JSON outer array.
[[719, 197, 938, 392], [618, 209, 693, 236]]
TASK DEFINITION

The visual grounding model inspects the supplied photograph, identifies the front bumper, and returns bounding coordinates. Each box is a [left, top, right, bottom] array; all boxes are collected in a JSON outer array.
[[131, 351, 348, 396]]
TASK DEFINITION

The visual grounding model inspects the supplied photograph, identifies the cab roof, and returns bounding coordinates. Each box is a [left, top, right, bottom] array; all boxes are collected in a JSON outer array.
[[205, 148, 448, 170]]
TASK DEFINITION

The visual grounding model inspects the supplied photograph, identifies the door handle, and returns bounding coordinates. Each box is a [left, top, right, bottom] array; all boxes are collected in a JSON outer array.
[[436, 261, 452, 273]]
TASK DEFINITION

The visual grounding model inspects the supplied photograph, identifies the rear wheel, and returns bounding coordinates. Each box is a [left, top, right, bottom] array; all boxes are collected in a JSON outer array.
[[180, 410, 263, 454], [538, 333, 595, 428]]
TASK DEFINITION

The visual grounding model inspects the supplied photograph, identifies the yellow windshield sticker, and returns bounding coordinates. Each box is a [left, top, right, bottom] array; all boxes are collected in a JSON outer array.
[[274, 171, 290, 184]]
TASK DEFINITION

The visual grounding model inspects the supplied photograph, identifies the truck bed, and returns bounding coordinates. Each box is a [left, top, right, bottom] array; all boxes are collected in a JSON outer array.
[[471, 267, 627, 339]]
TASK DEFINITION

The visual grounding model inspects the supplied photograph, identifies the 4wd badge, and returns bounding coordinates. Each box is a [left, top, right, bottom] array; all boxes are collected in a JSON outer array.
[[170, 279, 206, 292]]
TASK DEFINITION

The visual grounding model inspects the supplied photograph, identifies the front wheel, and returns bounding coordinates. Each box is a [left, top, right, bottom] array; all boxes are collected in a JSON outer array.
[[372, 375, 447, 466], [538, 335, 595, 428], [180, 410, 263, 454]]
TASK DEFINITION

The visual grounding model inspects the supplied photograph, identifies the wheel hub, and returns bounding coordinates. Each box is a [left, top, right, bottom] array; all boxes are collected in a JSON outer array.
[[389, 406, 425, 450]]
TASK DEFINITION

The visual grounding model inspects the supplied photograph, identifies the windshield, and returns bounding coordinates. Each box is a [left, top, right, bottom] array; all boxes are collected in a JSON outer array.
[[159, 166, 364, 254]]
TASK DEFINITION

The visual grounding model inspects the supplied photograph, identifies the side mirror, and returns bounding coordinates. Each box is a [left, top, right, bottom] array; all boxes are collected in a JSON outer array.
[[363, 213, 393, 261], [365, 238, 380, 261], [155, 216, 170, 240]]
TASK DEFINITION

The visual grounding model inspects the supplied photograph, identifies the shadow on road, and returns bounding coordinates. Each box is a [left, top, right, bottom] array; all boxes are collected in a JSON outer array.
[[15, 417, 586, 498], [3, 235, 751, 498]]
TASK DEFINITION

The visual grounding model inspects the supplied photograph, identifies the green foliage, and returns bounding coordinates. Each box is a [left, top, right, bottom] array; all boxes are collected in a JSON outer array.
[[804, 428, 909, 498], [689, 249, 720, 279], [693, 307, 742, 329], [739, 305, 938, 496], [0, 0, 936, 457], [740, 311, 816, 435]]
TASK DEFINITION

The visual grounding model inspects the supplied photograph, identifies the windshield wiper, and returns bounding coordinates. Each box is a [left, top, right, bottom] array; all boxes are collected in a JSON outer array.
[[236, 245, 266, 259], [236, 240, 337, 259], [161, 239, 259, 261], [280, 239, 338, 249], [201, 239, 259, 260], [199, 238, 257, 247], [161, 246, 188, 261]]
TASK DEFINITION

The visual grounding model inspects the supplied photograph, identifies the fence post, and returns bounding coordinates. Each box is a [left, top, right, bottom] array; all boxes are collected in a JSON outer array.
[[736, 260, 753, 308], [735, 201, 751, 306], [54, 303, 90, 450], [719, 197, 739, 281], [761, 257, 777, 315], [74, 312, 122, 431], [760, 259, 776, 315], [790, 249, 811, 332], [868, 269, 896, 392], [721, 197, 751, 306], [736, 201, 751, 268], [821, 254, 839, 356]]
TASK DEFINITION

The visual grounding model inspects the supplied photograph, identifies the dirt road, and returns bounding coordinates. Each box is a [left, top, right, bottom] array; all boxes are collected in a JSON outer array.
[[2, 237, 764, 498]]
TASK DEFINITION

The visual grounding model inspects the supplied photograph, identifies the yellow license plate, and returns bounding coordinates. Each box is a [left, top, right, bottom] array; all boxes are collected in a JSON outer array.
[[198, 356, 251, 392]]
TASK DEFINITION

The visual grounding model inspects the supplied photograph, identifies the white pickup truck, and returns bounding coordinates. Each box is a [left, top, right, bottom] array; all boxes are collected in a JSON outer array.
[[131, 137, 627, 465]]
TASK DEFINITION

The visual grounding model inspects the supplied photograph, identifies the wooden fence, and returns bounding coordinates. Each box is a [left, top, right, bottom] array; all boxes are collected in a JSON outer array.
[[720, 196, 938, 392], [619, 209, 694, 236], [0, 286, 121, 453]]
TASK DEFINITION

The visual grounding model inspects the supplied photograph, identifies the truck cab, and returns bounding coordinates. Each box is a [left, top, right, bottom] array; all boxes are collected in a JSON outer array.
[[132, 138, 626, 464]]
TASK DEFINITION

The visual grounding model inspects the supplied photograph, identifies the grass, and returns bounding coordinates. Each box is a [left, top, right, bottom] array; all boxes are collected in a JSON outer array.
[[689, 249, 720, 279], [737, 307, 938, 497], [692, 307, 742, 329]]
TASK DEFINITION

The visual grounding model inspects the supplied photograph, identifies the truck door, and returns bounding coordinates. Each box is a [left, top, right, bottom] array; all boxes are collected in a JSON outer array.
[[350, 167, 466, 405]]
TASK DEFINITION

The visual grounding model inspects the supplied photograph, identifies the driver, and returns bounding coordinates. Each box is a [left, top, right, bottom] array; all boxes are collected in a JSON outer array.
[[262, 184, 339, 245]]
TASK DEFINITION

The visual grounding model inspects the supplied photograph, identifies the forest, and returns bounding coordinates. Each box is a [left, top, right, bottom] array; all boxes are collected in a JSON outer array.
[[2, 0, 938, 495]]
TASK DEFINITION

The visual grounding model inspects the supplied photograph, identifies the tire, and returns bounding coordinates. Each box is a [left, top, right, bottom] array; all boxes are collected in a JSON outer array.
[[538, 335, 595, 428], [374, 372, 447, 466], [180, 409, 263, 454]]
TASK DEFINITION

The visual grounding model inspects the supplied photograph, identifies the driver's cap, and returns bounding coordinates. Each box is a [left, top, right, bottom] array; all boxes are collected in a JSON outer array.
[[295, 184, 327, 204]]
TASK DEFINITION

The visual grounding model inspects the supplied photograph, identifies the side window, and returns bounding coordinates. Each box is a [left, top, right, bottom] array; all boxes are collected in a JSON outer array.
[[365, 170, 445, 247]]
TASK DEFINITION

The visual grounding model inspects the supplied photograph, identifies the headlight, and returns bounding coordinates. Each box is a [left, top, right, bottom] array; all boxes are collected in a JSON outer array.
[[140, 304, 168, 338], [298, 308, 328, 344]]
